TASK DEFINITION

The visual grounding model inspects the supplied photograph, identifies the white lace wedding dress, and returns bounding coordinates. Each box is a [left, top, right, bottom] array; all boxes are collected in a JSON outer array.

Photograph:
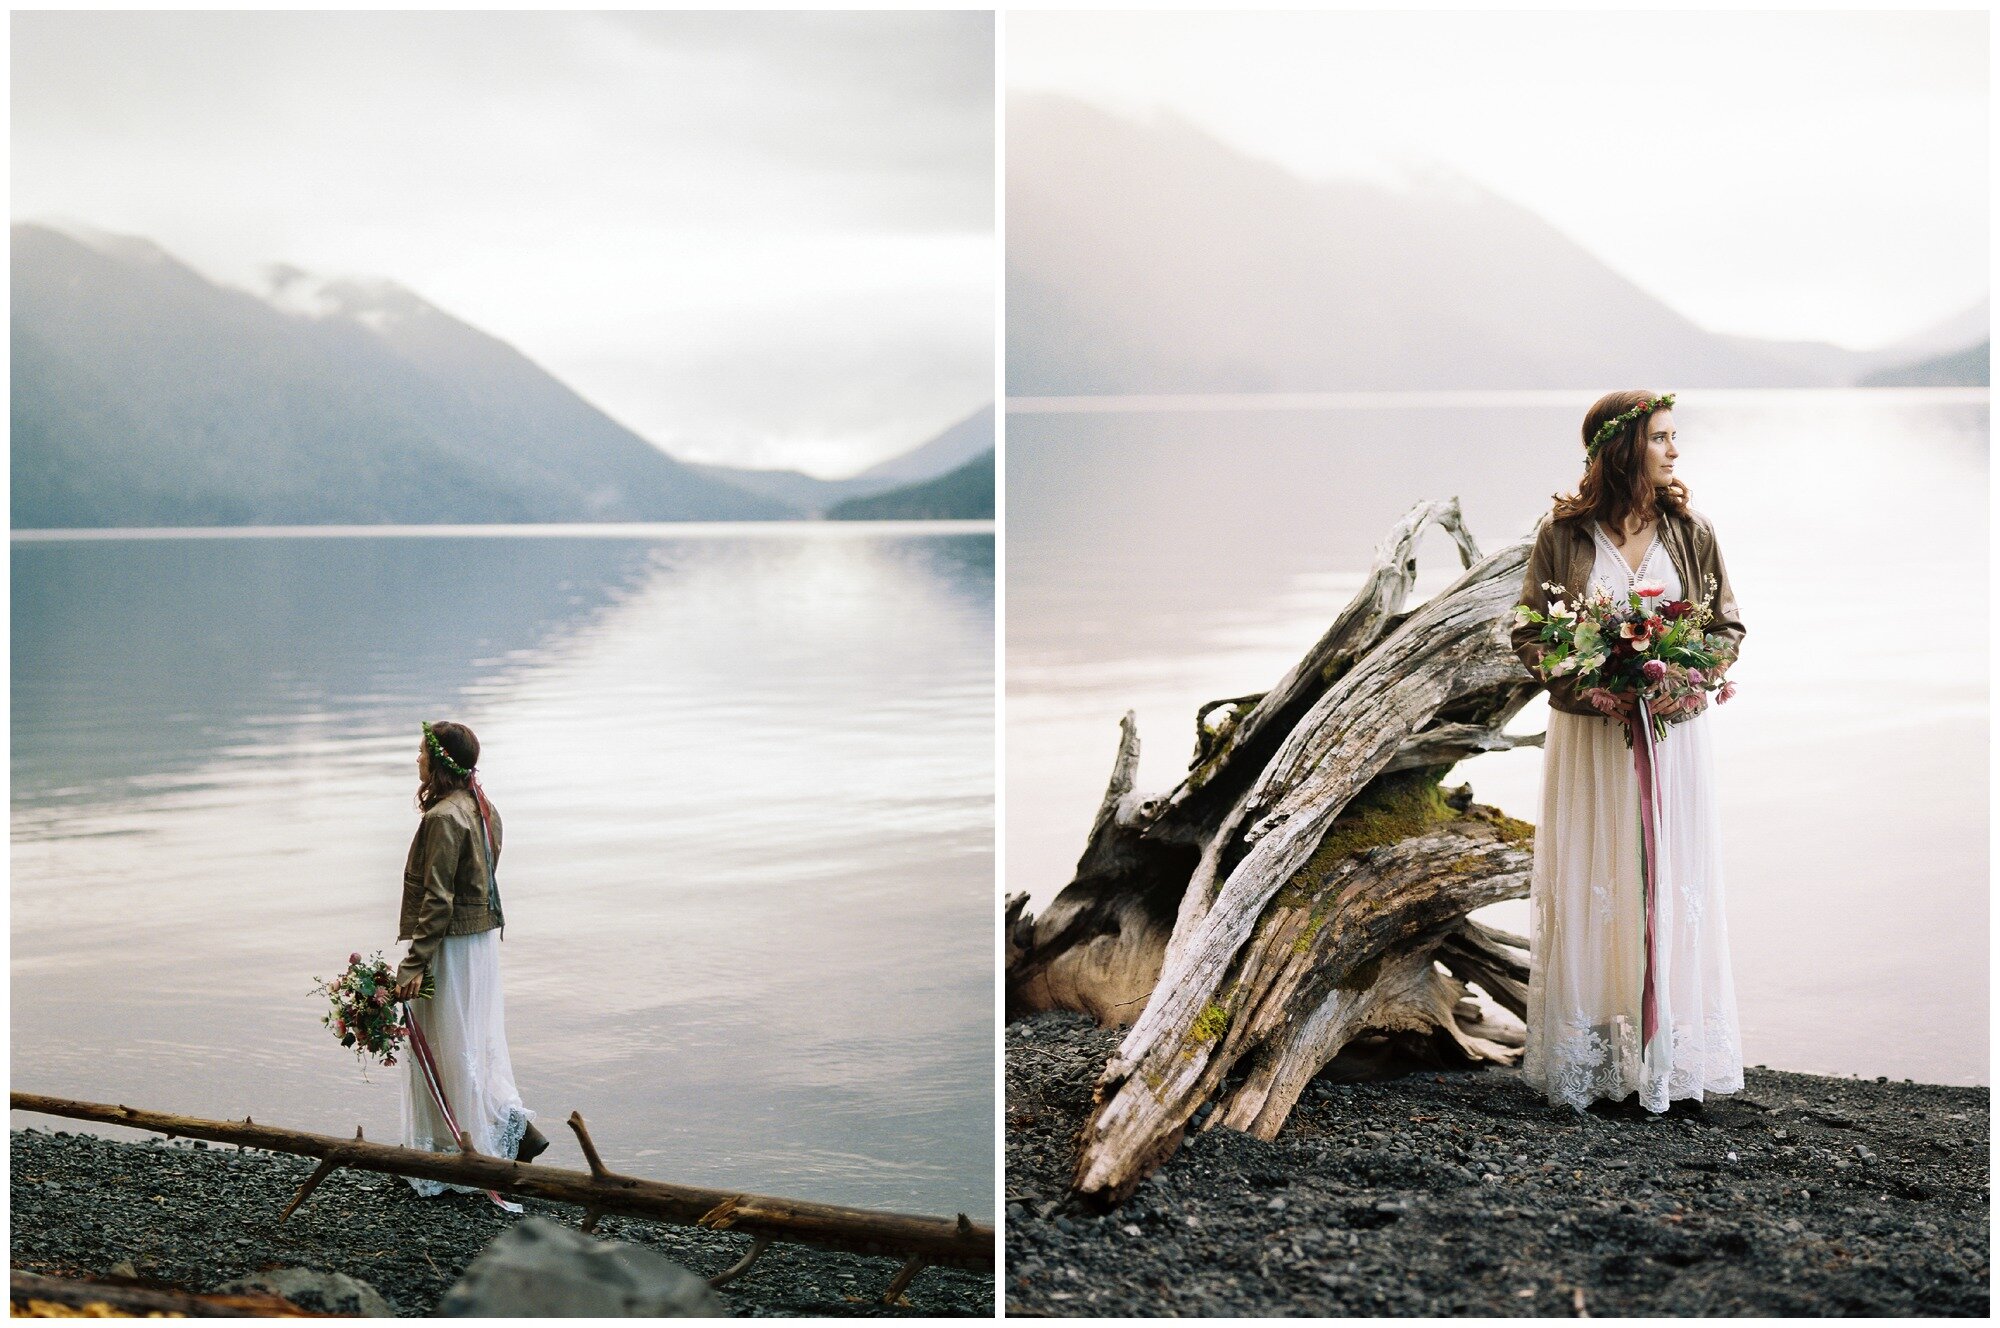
[[399, 929, 535, 1194], [1520, 521, 1745, 1114]]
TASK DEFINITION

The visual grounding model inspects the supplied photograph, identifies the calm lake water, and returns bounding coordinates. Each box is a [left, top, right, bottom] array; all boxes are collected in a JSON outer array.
[[1008, 388, 1988, 1087], [12, 522, 995, 1218]]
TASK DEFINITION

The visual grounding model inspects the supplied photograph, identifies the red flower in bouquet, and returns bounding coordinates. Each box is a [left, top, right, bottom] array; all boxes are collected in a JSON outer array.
[[1514, 577, 1740, 745], [311, 951, 432, 1073]]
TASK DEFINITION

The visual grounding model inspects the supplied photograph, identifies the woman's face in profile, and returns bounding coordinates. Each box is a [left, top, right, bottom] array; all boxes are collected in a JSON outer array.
[[1643, 408, 1678, 487], [417, 745, 431, 782]]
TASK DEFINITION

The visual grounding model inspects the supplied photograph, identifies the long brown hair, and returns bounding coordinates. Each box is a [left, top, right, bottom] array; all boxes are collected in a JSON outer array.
[[1552, 389, 1691, 537], [416, 720, 481, 813]]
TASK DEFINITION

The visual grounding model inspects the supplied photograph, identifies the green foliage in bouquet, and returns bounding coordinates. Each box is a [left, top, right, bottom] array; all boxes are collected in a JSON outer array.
[[1514, 574, 1739, 743], [311, 950, 432, 1070]]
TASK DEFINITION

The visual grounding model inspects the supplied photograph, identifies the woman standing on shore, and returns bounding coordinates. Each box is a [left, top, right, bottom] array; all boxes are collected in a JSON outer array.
[[1510, 391, 1747, 1116], [392, 720, 548, 1183]]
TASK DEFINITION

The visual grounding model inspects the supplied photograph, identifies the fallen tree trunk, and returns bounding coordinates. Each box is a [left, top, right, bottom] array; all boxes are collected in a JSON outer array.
[[1005, 500, 1545, 1208], [10, 1093, 992, 1294]]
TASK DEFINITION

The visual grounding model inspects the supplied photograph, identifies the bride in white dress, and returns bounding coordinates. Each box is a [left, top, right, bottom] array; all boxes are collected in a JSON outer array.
[[1512, 392, 1746, 1115], [392, 720, 546, 1190]]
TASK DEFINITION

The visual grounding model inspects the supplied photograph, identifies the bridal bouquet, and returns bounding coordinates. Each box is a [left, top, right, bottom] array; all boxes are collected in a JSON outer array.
[[311, 951, 431, 1068], [1513, 576, 1739, 744]]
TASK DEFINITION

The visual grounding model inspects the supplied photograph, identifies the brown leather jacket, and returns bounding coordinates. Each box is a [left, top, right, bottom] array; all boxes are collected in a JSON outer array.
[[1510, 506, 1746, 717], [396, 788, 504, 987]]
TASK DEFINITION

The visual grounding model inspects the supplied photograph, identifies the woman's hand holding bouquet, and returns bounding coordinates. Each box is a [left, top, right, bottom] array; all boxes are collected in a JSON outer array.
[[1514, 577, 1739, 746], [312, 951, 432, 1070]]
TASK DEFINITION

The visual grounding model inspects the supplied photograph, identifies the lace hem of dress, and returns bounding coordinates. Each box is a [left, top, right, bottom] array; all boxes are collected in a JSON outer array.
[[1524, 1011, 1743, 1115], [405, 1104, 536, 1197]]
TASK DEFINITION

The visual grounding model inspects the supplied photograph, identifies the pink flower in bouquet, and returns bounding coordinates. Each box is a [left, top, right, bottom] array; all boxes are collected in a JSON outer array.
[[1636, 583, 1666, 599], [1718, 680, 1738, 704], [1585, 688, 1621, 716], [1641, 659, 1666, 683], [349, 952, 361, 965], [333, 1018, 347, 1035], [1687, 668, 1705, 686], [373, 991, 388, 1007]]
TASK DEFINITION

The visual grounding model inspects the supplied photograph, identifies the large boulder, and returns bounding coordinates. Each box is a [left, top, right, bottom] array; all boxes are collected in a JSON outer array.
[[438, 1217, 725, 1317]]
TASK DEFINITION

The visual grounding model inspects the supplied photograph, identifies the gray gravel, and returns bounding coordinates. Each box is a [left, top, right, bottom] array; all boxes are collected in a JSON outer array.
[[1007, 1011, 1989, 1317], [9, 1128, 992, 1317]]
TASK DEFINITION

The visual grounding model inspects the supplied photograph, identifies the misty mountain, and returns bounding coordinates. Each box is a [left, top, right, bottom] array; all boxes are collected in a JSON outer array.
[[1007, 96, 1900, 395], [1877, 297, 1990, 363], [684, 463, 870, 515], [851, 404, 995, 486], [689, 403, 993, 516], [1719, 297, 1992, 385], [11, 223, 795, 527], [828, 448, 994, 521], [1859, 339, 1990, 387]]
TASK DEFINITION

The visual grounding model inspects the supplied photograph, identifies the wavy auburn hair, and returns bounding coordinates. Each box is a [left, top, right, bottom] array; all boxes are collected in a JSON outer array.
[[1552, 389, 1691, 534], [416, 720, 481, 813]]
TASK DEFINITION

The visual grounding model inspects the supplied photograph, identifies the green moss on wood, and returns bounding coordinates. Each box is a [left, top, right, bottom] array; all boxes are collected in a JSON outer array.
[[1269, 766, 1463, 931], [1309, 766, 1457, 864], [1291, 914, 1324, 955]]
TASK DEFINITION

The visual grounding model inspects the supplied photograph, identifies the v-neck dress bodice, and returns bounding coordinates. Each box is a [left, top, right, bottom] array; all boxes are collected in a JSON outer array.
[[1587, 522, 1676, 600]]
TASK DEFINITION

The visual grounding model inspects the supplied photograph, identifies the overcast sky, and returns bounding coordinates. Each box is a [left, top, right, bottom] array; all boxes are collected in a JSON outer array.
[[13, 10, 994, 476], [1010, 8, 1987, 351]]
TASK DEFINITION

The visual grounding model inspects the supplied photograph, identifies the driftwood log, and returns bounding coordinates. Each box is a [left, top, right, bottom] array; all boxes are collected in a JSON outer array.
[[10, 1270, 322, 1318], [1005, 499, 1545, 1207], [11, 1092, 992, 1300]]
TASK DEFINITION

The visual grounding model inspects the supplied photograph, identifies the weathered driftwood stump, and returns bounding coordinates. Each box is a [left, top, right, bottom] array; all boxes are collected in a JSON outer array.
[[1005, 499, 1546, 1207]]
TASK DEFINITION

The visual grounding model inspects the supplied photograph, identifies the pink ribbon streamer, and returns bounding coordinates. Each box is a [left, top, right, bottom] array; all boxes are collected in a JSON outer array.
[[1625, 696, 1663, 1047], [404, 1002, 515, 1211]]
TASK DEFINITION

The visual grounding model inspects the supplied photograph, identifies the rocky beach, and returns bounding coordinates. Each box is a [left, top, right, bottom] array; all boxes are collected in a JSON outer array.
[[9, 1127, 992, 1317], [1006, 1011, 1988, 1317]]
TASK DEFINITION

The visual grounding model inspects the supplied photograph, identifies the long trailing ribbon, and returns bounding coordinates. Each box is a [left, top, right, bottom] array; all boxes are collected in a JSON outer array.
[[403, 1001, 520, 1213], [1625, 695, 1664, 1048], [465, 773, 504, 939]]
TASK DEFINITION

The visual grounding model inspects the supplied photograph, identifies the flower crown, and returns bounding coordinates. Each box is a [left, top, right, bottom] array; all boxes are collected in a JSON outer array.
[[1586, 392, 1675, 462], [422, 721, 473, 780]]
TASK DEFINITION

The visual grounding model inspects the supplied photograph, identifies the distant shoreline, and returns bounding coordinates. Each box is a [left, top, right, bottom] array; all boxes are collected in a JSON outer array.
[[11, 518, 996, 543], [1007, 385, 1990, 414]]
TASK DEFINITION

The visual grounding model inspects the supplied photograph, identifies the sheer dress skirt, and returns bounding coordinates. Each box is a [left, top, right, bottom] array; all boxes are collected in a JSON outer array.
[[398, 929, 534, 1193], [1519, 700, 1746, 1114]]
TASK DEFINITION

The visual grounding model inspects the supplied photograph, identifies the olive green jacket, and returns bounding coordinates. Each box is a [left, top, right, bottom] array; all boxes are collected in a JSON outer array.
[[1509, 506, 1746, 718], [395, 788, 504, 987]]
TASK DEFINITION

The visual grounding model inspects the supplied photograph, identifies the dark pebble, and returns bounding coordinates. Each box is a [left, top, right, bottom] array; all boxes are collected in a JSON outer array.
[[1005, 1009, 1988, 1317], [11, 1130, 991, 1317]]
